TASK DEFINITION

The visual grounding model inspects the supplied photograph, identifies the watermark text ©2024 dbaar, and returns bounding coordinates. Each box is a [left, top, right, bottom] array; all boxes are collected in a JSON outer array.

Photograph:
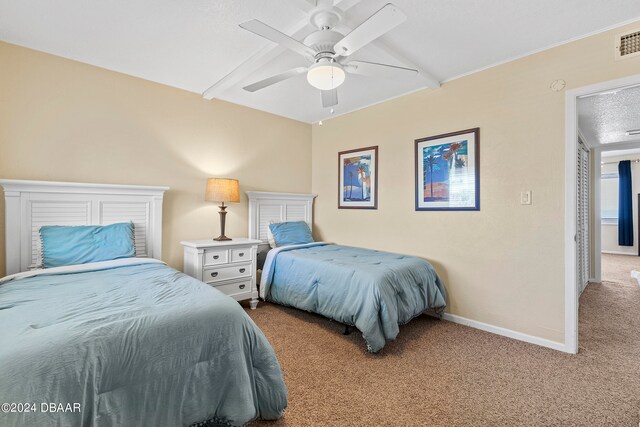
[[1, 402, 81, 414]]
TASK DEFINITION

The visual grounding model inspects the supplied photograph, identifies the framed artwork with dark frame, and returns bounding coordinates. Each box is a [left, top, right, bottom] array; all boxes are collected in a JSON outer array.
[[415, 128, 480, 211], [338, 146, 378, 209]]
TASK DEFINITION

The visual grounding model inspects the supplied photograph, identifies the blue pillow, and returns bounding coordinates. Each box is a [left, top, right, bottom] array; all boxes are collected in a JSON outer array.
[[268, 221, 314, 247], [40, 222, 135, 268]]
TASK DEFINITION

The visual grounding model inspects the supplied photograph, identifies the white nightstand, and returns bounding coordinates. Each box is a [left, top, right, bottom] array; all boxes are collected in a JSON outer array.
[[181, 238, 262, 309]]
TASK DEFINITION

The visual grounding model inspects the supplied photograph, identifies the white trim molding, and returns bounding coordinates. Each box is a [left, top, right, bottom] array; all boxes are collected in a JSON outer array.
[[601, 250, 637, 256], [565, 85, 579, 354], [592, 147, 602, 284], [442, 313, 568, 353]]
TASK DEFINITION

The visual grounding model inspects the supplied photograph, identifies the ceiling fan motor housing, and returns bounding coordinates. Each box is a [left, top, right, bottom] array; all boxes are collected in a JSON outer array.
[[304, 29, 344, 58]]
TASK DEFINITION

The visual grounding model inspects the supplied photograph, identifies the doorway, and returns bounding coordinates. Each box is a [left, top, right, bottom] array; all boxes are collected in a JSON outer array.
[[597, 149, 640, 281], [565, 73, 640, 354]]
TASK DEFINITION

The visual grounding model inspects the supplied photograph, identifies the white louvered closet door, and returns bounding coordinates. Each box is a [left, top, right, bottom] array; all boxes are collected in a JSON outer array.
[[576, 140, 590, 293]]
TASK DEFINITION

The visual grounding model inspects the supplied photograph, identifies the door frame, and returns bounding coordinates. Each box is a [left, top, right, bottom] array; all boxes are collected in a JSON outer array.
[[593, 140, 640, 278], [564, 73, 640, 354]]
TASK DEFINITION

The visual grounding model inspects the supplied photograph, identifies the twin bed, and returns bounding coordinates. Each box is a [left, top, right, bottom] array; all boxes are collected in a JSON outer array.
[[248, 192, 447, 353], [0, 182, 446, 427], [0, 181, 286, 427]]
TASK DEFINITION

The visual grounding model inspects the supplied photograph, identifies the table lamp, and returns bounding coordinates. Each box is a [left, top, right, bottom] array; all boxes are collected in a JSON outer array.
[[205, 178, 240, 241]]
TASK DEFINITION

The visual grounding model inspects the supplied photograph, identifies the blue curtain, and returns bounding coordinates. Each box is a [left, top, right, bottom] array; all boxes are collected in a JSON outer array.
[[618, 160, 634, 246]]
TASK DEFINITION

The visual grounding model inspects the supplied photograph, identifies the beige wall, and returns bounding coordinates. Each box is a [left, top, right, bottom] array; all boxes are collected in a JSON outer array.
[[312, 22, 640, 343], [0, 42, 311, 276], [3, 20, 640, 345], [600, 154, 640, 255]]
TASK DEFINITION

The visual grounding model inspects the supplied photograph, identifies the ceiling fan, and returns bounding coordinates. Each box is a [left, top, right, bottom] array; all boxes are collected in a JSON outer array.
[[239, 2, 418, 108]]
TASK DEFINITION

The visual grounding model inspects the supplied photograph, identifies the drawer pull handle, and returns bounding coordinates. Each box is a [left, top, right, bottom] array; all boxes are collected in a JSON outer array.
[[213, 255, 219, 260], [239, 268, 246, 273], [210, 272, 218, 277], [239, 252, 245, 257], [239, 284, 246, 290]]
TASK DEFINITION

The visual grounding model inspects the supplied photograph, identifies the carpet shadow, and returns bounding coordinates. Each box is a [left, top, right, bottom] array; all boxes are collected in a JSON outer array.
[[252, 301, 444, 357]]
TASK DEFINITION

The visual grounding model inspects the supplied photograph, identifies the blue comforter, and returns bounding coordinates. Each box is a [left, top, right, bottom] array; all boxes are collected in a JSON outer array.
[[261, 243, 446, 352], [0, 259, 287, 427]]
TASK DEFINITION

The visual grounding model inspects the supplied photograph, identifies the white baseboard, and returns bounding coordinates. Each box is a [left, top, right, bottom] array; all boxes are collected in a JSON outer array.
[[441, 313, 569, 353], [601, 250, 637, 256]]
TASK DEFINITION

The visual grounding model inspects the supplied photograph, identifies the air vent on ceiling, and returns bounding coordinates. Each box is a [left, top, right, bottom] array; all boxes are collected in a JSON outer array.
[[616, 29, 640, 60]]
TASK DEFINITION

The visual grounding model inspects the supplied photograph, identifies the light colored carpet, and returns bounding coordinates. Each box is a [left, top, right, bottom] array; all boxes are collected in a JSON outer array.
[[245, 273, 640, 426], [601, 253, 640, 286]]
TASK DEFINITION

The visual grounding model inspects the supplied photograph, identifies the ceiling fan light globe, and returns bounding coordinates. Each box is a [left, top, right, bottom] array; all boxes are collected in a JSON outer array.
[[307, 62, 345, 91]]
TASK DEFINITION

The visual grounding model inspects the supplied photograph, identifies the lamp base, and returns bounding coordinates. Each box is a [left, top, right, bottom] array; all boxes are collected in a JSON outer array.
[[213, 203, 232, 241]]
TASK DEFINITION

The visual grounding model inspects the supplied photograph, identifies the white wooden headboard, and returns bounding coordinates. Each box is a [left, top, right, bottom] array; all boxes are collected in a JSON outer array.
[[0, 179, 169, 275], [246, 191, 316, 250]]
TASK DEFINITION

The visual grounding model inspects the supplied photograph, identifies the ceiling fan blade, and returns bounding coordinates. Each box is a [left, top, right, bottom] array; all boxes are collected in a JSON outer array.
[[321, 89, 338, 108], [345, 60, 417, 79], [333, 3, 406, 57], [239, 19, 316, 59], [243, 67, 308, 92]]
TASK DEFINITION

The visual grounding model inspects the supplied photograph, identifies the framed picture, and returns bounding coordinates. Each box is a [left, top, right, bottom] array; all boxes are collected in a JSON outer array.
[[415, 128, 480, 211], [338, 146, 378, 209]]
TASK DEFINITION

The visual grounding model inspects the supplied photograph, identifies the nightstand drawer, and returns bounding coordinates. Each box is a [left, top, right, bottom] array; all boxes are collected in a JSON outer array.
[[182, 238, 261, 309], [212, 280, 251, 298], [204, 263, 252, 283], [204, 249, 228, 266], [230, 248, 252, 263]]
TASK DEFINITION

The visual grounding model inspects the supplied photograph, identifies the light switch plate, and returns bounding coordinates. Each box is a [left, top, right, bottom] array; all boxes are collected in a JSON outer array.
[[521, 191, 532, 205]]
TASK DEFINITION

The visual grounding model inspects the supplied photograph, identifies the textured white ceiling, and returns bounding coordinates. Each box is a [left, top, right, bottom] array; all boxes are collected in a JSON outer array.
[[578, 84, 640, 145], [2, 0, 640, 123]]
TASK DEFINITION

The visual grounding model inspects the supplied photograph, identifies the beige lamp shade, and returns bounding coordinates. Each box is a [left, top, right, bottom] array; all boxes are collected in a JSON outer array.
[[205, 178, 240, 203]]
